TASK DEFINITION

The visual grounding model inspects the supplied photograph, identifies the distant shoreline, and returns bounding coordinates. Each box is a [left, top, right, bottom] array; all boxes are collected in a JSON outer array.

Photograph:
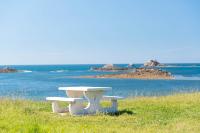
[[80, 68, 174, 80], [80, 75, 173, 80]]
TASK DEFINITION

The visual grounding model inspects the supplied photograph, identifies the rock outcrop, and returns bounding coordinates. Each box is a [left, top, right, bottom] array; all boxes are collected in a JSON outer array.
[[91, 64, 133, 71], [0, 67, 18, 73], [144, 60, 163, 67], [102, 64, 115, 69], [127, 64, 135, 68]]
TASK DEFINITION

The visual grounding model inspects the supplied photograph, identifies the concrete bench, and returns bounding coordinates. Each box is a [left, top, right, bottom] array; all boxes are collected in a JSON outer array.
[[46, 96, 124, 115], [46, 97, 85, 114], [102, 96, 124, 113]]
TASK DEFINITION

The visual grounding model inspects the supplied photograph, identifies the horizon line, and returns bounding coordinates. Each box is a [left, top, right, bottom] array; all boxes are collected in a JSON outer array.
[[0, 62, 200, 66]]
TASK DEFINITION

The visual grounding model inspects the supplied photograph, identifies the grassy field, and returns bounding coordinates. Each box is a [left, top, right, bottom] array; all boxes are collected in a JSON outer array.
[[1, 93, 200, 133]]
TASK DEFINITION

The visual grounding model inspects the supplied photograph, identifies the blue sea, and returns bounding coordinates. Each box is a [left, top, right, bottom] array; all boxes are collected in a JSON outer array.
[[0, 64, 200, 100]]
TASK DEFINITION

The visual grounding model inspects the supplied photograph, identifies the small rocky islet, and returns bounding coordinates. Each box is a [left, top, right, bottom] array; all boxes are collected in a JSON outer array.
[[90, 64, 134, 71], [0, 67, 18, 73], [85, 60, 173, 80]]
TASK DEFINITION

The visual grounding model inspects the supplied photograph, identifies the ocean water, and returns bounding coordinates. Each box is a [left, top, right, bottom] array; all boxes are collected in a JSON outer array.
[[0, 64, 200, 100]]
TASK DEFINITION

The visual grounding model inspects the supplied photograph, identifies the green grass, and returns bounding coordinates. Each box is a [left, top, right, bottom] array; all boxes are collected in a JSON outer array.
[[1, 93, 200, 133]]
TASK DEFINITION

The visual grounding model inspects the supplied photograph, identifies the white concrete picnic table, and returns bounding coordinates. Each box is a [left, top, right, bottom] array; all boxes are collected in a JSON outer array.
[[58, 86, 112, 114], [47, 86, 123, 115]]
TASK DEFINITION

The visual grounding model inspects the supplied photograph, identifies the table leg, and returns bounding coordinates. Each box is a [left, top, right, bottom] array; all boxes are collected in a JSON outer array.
[[83, 91, 104, 114], [66, 90, 86, 115], [69, 101, 86, 115]]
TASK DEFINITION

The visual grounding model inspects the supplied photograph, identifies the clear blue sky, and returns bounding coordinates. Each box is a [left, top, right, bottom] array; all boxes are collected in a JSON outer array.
[[0, 0, 199, 65]]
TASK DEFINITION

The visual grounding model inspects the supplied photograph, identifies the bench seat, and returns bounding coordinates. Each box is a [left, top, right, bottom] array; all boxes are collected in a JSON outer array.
[[101, 96, 124, 113], [46, 97, 85, 113], [102, 96, 124, 100]]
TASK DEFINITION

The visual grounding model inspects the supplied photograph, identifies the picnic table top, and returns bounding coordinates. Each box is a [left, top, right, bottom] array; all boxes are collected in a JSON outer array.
[[58, 86, 112, 91]]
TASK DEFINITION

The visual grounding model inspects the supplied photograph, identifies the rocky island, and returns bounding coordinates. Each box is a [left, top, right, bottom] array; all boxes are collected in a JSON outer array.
[[0, 67, 18, 73], [80, 60, 173, 80], [90, 64, 134, 71], [83, 68, 173, 80]]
